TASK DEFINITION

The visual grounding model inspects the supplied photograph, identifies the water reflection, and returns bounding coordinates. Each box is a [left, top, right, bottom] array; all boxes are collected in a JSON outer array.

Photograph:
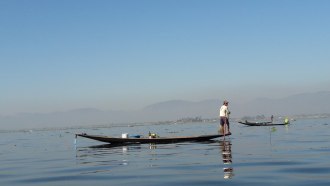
[[75, 142, 171, 166], [220, 140, 234, 179], [86, 143, 158, 151]]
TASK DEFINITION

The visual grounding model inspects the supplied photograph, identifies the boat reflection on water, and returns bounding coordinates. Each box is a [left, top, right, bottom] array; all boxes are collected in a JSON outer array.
[[220, 140, 234, 179]]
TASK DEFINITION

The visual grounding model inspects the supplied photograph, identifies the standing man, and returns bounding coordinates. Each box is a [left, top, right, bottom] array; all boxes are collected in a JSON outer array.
[[220, 100, 231, 135], [271, 115, 274, 123]]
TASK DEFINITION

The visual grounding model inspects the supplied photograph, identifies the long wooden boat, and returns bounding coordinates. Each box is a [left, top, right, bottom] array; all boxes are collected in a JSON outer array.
[[76, 133, 229, 144], [238, 121, 289, 126]]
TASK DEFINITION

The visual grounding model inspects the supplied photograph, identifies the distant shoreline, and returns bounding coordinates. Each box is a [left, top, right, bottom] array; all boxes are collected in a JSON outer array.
[[1, 113, 329, 133]]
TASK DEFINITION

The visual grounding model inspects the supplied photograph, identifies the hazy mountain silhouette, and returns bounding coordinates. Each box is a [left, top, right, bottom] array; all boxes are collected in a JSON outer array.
[[142, 99, 221, 121], [141, 91, 330, 119], [238, 91, 330, 116], [1, 91, 330, 130]]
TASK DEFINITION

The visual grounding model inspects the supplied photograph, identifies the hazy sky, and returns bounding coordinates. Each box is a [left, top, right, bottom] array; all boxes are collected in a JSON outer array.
[[1, 0, 330, 116]]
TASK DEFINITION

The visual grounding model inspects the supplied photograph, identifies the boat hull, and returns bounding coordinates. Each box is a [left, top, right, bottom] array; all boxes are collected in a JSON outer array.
[[238, 121, 289, 126], [76, 133, 229, 144]]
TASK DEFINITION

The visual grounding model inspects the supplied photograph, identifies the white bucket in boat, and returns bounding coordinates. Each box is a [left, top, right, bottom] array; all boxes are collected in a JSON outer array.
[[121, 133, 129, 138]]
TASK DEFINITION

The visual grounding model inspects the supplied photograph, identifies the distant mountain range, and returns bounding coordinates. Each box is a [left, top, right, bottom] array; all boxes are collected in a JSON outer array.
[[237, 91, 330, 116], [1, 91, 330, 130], [142, 91, 330, 118]]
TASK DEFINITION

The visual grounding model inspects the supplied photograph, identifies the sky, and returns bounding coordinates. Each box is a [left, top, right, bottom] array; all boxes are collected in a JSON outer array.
[[1, 0, 330, 116]]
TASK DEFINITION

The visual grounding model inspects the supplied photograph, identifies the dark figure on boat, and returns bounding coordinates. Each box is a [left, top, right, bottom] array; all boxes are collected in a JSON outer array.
[[271, 115, 274, 123]]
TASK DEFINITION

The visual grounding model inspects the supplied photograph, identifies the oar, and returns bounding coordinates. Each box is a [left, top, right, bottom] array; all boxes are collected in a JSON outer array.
[[223, 121, 228, 140]]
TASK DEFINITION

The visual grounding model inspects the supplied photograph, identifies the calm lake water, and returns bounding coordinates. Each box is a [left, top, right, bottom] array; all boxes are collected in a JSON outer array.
[[1, 118, 330, 186]]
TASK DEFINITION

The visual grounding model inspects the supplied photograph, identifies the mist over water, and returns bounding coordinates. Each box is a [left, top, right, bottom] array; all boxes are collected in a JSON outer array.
[[1, 118, 330, 186], [2, 90, 330, 131]]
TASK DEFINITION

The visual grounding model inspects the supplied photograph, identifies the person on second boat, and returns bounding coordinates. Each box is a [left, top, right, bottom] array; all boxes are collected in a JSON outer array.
[[271, 115, 274, 123], [219, 100, 231, 135]]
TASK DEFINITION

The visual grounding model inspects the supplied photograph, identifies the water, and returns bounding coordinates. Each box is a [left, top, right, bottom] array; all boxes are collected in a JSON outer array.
[[1, 118, 330, 185]]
